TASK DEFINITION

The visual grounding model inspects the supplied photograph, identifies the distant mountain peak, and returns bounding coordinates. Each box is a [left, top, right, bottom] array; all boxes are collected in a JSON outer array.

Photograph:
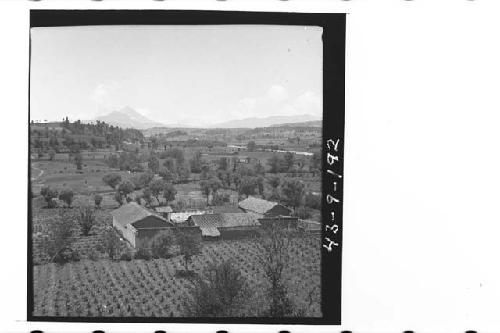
[[96, 107, 164, 130]]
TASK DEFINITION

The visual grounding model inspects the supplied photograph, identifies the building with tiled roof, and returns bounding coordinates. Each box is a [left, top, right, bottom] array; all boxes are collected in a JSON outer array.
[[111, 202, 174, 248], [189, 213, 260, 239], [238, 196, 292, 217]]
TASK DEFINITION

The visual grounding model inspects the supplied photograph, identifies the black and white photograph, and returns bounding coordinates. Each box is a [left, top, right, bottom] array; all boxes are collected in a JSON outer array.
[[28, 11, 345, 323]]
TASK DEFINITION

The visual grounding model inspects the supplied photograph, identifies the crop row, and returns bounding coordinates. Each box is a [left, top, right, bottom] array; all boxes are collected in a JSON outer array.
[[33, 235, 321, 317]]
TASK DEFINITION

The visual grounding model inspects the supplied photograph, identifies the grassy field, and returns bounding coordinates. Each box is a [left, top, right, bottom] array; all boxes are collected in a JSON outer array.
[[32, 235, 321, 317]]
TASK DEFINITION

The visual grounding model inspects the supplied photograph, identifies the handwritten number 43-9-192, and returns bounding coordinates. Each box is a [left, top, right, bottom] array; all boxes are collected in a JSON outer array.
[[323, 138, 341, 253]]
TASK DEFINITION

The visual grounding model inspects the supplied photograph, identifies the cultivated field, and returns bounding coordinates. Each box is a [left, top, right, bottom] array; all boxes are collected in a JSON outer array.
[[32, 235, 321, 317]]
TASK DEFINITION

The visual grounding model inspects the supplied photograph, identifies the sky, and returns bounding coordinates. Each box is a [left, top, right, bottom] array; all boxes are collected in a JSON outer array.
[[30, 25, 322, 127]]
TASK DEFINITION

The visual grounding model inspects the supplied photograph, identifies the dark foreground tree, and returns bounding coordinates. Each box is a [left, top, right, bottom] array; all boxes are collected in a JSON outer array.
[[261, 225, 294, 317], [177, 232, 201, 272], [42, 210, 77, 263], [187, 260, 250, 317]]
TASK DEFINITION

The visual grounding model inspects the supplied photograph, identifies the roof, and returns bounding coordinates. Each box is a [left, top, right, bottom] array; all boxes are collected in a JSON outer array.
[[210, 205, 242, 214], [170, 210, 207, 223], [191, 213, 260, 229], [111, 202, 164, 227], [238, 196, 277, 215], [155, 206, 173, 213]]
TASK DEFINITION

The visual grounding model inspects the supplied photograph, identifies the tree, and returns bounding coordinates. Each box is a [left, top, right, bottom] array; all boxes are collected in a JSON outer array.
[[218, 157, 229, 171], [117, 180, 135, 203], [74, 152, 83, 170], [201, 164, 210, 179], [267, 154, 282, 173], [294, 205, 311, 219], [199, 180, 211, 205], [310, 151, 321, 175], [305, 193, 321, 210], [58, 189, 74, 208], [177, 232, 201, 272], [261, 225, 294, 317], [148, 155, 160, 174], [254, 163, 265, 176], [48, 149, 56, 161], [268, 176, 281, 190], [187, 260, 250, 317], [77, 206, 96, 236], [256, 176, 265, 195], [114, 191, 123, 206], [280, 179, 305, 210], [239, 176, 258, 197], [94, 194, 103, 209], [42, 210, 77, 263], [40, 186, 58, 208], [189, 151, 203, 173], [177, 164, 191, 183], [149, 179, 165, 203], [142, 187, 153, 207], [209, 177, 222, 196], [164, 168, 181, 183], [247, 140, 256, 152], [98, 228, 121, 260], [102, 173, 122, 189], [149, 231, 174, 259], [162, 182, 177, 205], [283, 152, 295, 172]]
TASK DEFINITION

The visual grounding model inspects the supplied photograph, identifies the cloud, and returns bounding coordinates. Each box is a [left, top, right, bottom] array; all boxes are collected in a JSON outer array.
[[293, 91, 322, 114], [89, 81, 120, 106], [267, 84, 289, 102]]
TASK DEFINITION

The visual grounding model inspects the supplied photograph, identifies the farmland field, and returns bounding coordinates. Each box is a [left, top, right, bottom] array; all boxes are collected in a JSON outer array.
[[32, 235, 321, 317]]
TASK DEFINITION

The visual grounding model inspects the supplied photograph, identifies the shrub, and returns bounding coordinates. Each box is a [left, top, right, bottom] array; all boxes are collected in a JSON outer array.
[[134, 248, 152, 260], [58, 189, 74, 208], [94, 194, 103, 209], [120, 252, 133, 261], [40, 186, 58, 208]]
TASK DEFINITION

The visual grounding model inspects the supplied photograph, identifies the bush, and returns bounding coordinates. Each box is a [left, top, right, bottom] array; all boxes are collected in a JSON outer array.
[[40, 186, 58, 208], [58, 189, 74, 208], [134, 248, 152, 260], [94, 194, 103, 208], [120, 252, 133, 261], [42, 210, 76, 263]]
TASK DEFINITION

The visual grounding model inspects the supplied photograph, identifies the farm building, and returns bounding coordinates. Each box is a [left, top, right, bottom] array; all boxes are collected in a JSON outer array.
[[155, 206, 173, 221], [170, 209, 207, 224], [238, 196, 292, 218], [111, 202, 174, 249], [258, 216, 299, 230], [188, 213, 260, 239]]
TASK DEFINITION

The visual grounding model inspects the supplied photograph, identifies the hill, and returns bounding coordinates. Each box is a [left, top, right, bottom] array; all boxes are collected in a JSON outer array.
[[271, 120, 322, 127], [210, 114, 320, 128]]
